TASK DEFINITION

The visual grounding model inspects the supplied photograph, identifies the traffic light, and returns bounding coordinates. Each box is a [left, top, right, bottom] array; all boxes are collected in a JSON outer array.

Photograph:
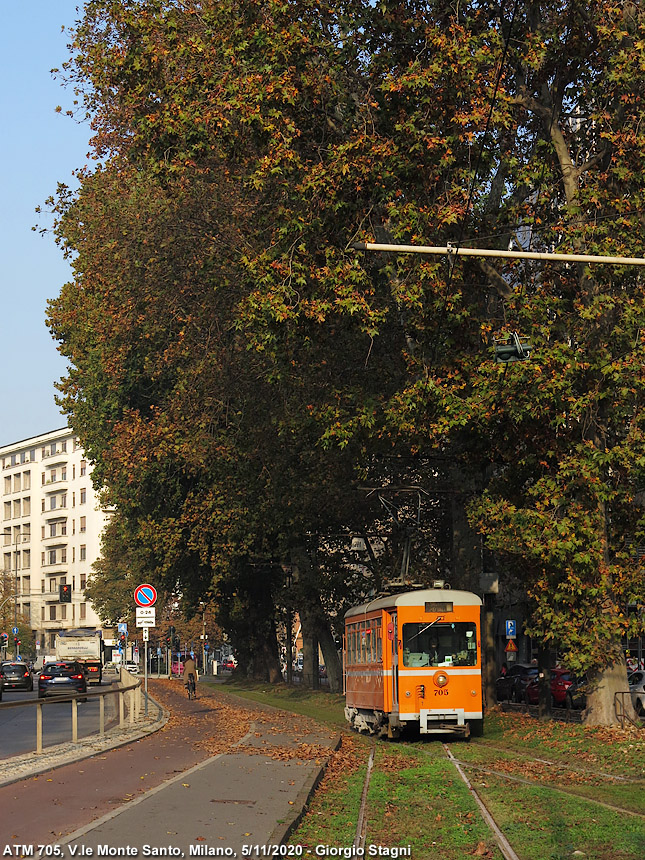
[[14, 636, 20, 649], [0, 632, 7, 648], [118, 632, 127, 649], [59, 583, 72, 603], [165, 630, 172, 648]]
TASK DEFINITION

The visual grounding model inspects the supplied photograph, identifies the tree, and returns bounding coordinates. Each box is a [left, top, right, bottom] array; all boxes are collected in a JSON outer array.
[[46, 0, 645, 721]]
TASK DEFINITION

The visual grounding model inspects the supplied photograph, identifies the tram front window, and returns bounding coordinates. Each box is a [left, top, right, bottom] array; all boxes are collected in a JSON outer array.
[[402, 622, 478, 667]]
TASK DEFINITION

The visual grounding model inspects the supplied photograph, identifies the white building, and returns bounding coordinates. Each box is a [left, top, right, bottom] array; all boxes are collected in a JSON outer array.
[[1, 427, 108, 653]]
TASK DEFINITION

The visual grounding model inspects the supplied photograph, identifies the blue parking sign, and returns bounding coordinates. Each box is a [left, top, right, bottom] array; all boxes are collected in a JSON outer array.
[[506, 619, 517, 638]]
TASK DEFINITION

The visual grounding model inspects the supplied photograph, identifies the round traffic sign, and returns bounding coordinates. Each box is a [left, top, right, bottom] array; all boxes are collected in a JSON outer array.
[[134, 583, 158, 607], [11, 626, 19, 635]]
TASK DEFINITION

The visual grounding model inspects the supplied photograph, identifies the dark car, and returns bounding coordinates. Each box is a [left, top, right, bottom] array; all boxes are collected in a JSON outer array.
[[1, 660, 34, 691], [565, 675, 588, 710], [523, 668, 573, 706], [38, 661, 87, 700], [495, 663, 539, 702]]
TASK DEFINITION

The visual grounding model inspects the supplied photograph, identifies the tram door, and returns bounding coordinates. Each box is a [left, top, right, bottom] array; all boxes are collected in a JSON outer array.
[[390, 612, 399, 711]]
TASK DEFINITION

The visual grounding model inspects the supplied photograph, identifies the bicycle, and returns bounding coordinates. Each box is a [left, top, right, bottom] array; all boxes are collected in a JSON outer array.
[[185, 673, 196, 700]]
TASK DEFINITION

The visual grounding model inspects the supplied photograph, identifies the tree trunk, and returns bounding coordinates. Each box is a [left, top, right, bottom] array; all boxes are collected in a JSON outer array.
[[313, 613, 343, 693], [583, 655, 638, 726]]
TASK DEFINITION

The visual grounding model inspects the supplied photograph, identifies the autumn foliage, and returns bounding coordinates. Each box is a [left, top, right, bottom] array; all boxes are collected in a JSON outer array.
[[46, 0, 645, 719]]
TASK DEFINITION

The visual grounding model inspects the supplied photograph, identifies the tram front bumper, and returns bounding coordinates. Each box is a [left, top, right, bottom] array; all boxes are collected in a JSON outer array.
[[417, 708, 471, 734]]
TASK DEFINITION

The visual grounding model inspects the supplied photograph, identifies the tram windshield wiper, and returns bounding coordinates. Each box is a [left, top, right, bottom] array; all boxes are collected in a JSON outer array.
[[406, 617, 443, 644]]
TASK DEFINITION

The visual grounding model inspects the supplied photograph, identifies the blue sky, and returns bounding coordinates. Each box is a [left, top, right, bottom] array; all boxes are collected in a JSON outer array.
[[1, 2, 91, 446]]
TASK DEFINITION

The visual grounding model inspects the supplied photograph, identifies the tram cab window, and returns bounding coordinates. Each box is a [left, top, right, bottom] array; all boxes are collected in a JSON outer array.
[[402, 622, 478, 667]]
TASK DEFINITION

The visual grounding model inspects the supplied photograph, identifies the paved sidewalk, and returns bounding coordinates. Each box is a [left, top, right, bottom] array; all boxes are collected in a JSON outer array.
[[0, 680, 340, 853]]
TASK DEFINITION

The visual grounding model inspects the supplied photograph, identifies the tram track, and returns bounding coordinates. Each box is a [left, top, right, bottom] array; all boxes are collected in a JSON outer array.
[[443, 744, 521, 860], [445, 752, 645, 819], [472, 739, 644, 784]]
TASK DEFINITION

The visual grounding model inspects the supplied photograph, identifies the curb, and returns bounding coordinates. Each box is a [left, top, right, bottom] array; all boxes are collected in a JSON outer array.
[[268, 732, 342, 845]]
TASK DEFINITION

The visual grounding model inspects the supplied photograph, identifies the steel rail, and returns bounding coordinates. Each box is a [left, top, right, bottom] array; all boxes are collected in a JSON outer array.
[[353, 746, 375, 852], [448, 755, 645, 819], [443, 744, 521, 860]]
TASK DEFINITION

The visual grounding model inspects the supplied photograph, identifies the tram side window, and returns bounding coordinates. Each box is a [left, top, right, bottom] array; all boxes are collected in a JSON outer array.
[[402, 622, 478, 667]]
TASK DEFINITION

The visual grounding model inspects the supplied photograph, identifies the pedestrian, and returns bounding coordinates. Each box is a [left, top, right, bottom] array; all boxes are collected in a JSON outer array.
[[500, 662, 508, 676]]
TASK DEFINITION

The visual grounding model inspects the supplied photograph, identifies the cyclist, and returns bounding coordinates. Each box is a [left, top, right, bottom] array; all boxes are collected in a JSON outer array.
[[183, 654, 197, 699]]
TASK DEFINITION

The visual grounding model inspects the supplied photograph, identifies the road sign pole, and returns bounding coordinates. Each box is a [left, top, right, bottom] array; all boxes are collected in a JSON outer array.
[[144, 639, 148, 716]]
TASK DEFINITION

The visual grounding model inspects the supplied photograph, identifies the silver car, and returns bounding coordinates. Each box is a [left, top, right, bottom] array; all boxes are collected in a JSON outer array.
[[629, 671, 645, 717]]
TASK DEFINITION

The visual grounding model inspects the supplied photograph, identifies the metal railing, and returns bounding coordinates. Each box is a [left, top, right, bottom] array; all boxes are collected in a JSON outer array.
[[0, 669, 157, 756], [614, 691, 642, 729]]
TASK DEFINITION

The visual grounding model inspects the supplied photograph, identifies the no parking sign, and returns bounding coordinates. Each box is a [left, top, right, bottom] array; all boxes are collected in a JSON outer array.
[[134, 584, 158, 607]]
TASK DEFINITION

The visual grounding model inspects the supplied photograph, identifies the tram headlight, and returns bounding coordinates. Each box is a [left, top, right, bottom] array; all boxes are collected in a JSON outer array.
[[433, 671, 449, 688]]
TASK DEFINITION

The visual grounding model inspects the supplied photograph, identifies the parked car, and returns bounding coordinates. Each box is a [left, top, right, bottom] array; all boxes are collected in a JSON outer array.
[[220, 658, 236, 671], [124, 662, 140, 675], [523, 668, 573, 706], [628, 671, 645, 717], [565, 675, 588, 710], [38, 661, 87, 699], [1, 660, 34, 691], [495, 663, 539, 702]]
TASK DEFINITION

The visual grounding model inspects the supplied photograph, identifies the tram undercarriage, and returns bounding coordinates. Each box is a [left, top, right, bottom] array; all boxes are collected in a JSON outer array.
[[344, 705, 476, 739]]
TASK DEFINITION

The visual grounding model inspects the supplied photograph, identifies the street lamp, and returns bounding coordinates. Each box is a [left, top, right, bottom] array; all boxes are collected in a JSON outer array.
[[13, 532, 27, 659], [199, 601, 207, 675]]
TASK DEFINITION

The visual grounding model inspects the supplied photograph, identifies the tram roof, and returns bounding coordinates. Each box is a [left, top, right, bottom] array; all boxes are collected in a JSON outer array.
[[344, 588, 482, 619]]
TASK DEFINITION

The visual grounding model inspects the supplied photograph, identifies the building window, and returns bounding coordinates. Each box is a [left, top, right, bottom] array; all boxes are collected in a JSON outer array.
[[49, 605, 57, 621], [42, 472, 46, 485], [4, 476, 11, 495], [80, 460, 87, 476], [61, 604, 67, 620], [80, 488, 87, 505], [80, 573, 87, 589], [3, 553, 10, 572], [48, 549, 57, 565], [61, 548, 67, 563], [13, 474, 21, 492], [80, 516, 86, 533], [23, 550, 30, 569], [23, 471, 30, 490], [50, 578, 57, 591], [80, 545, 86, 561], [80, 603, 86, 620], [61, 468, 67, 481], [23, 497, 30, 516], [50, 497, 56, 511], [61, 494, 67, 508], [3, 501, 10, 520], [13, 500, 20, 518], [41, 579, 45, 593]]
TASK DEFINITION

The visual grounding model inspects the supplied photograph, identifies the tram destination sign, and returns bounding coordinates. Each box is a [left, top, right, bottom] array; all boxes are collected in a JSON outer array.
[[425, 602, 453, 613]]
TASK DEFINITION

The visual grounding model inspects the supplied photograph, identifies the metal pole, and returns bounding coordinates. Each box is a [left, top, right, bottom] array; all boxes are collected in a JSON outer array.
[[351, 241, 645, 267], [14, 535, 19, 659], [144, 639, 148, 716], [202, 607, 206, 675]]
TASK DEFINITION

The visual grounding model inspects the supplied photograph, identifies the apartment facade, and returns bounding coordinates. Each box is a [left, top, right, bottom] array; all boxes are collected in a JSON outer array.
[[1, 427, 108, 653]]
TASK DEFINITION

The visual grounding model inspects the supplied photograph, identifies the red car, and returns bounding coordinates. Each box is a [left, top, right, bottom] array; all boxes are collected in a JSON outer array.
[[524, 668, 573, 706]]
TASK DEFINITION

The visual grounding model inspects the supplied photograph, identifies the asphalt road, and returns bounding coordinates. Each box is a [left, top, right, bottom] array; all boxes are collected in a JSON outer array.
[[0, 679, 119, 757]]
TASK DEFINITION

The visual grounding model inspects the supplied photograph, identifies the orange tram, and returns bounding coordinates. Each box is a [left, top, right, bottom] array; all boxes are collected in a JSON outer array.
[[343, 586, 483, 739]]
